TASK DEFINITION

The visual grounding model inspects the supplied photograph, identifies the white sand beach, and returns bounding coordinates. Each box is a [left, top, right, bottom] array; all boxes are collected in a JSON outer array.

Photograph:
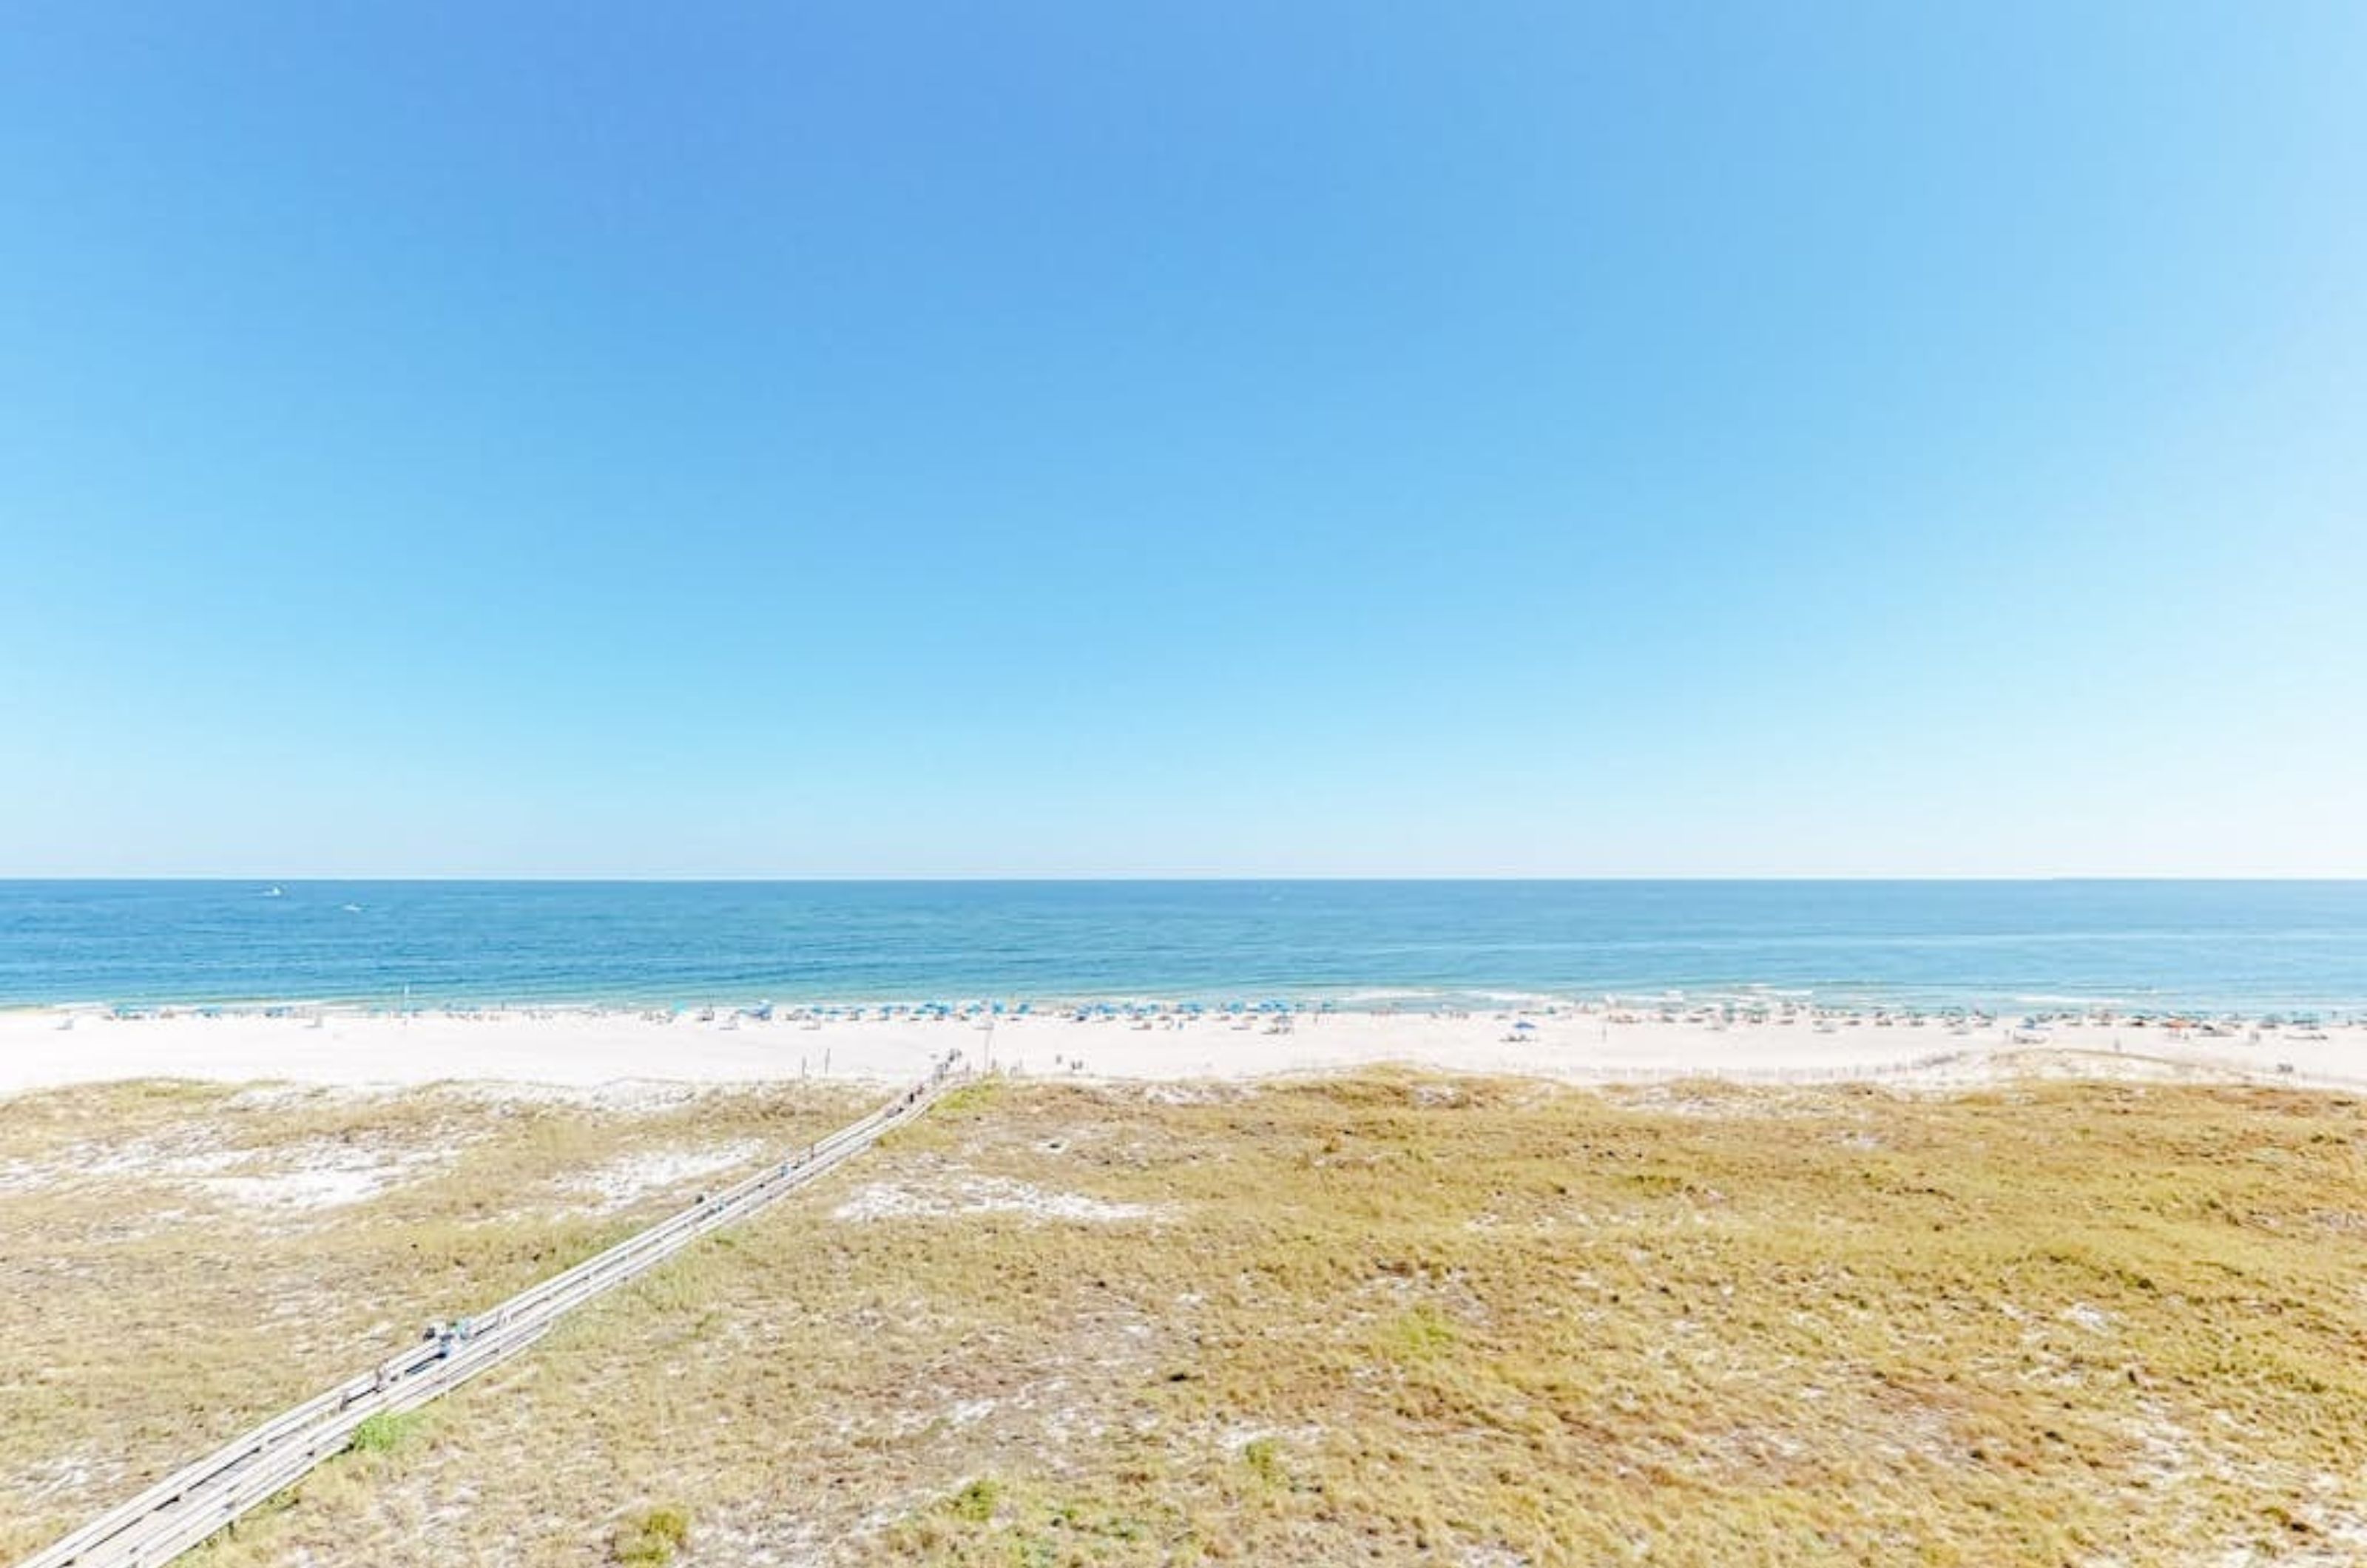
[[2, 1002, 2359, 1097]]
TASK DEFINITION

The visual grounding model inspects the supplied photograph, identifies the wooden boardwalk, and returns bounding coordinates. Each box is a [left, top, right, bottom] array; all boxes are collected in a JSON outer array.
[[17, 1061, 967, 1568]]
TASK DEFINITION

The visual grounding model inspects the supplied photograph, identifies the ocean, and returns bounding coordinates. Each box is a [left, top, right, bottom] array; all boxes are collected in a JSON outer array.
[[3, 880, 2364, 1016]]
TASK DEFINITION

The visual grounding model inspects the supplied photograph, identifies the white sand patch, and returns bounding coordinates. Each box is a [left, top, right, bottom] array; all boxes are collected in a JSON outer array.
[[1217, 1421, 1325, 1454], [1138, 1082, 1258, 1104], [190, 1140, 448, 1211], [0, 1132, 241, 1192], [0, 1110, 470, 1212], [216, 1084, 374, 1113], [833, 1175, 1163, 1226], [431, 1079, 720, 1113], [2062, 1302, 2113, 1334], [563, 1141, 763, 1211], [200, 1167, 396, 1209], [13, 1450, 116, 1504]]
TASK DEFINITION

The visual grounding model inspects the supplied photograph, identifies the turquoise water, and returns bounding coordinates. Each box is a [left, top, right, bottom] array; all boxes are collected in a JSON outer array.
[[1, 881, 2363, 1015]]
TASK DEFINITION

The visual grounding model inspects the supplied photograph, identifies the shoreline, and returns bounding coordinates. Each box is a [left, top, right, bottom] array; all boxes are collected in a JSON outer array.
[[13, 988, 2366, 1019], [2, 998, 2360, 1098]]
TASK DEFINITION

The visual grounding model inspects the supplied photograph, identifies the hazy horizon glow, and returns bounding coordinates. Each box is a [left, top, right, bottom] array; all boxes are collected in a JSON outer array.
[[4, 4, 2363, 878]]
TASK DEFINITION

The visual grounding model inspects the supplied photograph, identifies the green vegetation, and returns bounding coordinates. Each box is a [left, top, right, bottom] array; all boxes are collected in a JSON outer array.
[[928, 1078, 1006, 1121], [348, 1410, 425, 1455], [1377, 1302, 1459, 1362], [9, 1071, 2367, 1565], [0, 1078, 865, 1561], [610, 1504, 690, 1565], [1239, 1436, 1285, 1488]]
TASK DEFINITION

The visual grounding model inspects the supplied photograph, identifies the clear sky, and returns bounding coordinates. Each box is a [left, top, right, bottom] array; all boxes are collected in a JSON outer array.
[[3, 3, 2362, 878]]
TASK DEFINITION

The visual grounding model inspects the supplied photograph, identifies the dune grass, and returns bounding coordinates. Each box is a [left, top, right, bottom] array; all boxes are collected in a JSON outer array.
[[0, 1078, 865, 1558], [8, 1072, 2367, 1564]]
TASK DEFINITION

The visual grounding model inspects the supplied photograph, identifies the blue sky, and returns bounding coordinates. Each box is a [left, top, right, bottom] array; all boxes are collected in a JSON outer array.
[[3, 2, 2362, 877]]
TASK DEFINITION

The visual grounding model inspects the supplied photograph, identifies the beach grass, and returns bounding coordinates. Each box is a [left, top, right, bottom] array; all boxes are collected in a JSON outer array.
[[0, 1078, 868, 1559], [6, 1072, 2366, 1564]]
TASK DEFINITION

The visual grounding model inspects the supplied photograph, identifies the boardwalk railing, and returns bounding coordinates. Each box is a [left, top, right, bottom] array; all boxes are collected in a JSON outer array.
[[19, 1061, 967, 1568]]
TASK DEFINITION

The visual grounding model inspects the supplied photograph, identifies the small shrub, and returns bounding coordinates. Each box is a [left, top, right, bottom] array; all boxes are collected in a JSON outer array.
[[933, 1081, 1004, 1120], [1383, 1304, 1459, 1361], [348, 1412, 422, 1455], [612, 1504, 691, 1566], [947, 1477, 1000, 1523], [1242, 1436, 1286, 1487]]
